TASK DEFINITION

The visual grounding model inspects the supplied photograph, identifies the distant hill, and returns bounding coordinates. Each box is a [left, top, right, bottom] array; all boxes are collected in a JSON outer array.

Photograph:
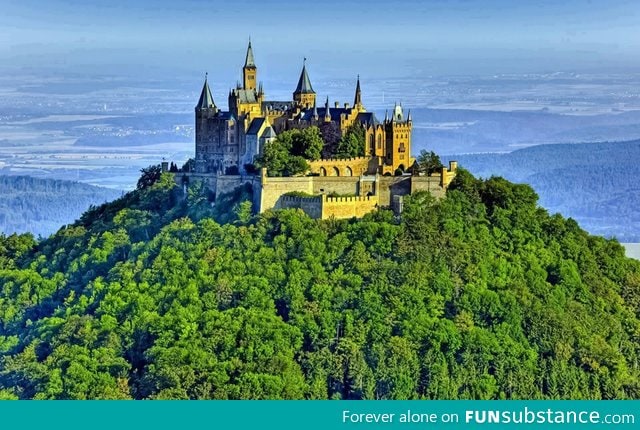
[[443, 140, 640, 241], [0, 176, 122, 237]]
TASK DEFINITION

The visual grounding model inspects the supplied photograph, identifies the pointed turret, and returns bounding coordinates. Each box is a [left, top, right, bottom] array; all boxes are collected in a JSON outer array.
[[324, 96, 331, 122], [407, 110, 412, 122], [353, 75, 362, 108], [196, 74, 216, 111], [243, 39, 257, 90], [293, 58, 316, 108], [312, 102, 319, 120], [244, 39, 256, 68], [384, 109, 388, 122]]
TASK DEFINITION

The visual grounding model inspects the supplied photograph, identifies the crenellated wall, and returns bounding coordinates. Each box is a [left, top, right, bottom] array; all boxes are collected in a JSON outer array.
[[308, 157, 373, 177], [177, 160, 457, 219]]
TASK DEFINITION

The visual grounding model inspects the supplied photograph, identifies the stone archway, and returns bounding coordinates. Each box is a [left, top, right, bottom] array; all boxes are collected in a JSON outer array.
[[320, 167, 327, 176], [345, 166, 353, 177], [332, 166, 340, 177]]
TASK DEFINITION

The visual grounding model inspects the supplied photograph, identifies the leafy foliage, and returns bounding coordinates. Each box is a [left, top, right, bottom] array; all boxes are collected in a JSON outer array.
[[137, 165, 163, 190], [335, 124, 365, 159], [255, 127, 324, 176], [416, 150, 444, 175], [0, 168, 639, 399]]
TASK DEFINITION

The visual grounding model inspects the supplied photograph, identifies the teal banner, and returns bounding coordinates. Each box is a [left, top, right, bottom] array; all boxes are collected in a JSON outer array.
[[0, 400, 637, 429]]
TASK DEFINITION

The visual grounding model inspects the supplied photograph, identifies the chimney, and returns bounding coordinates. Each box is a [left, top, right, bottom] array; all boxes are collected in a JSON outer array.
[[344, 103, 350, 109], [334, 101, 339, 108]]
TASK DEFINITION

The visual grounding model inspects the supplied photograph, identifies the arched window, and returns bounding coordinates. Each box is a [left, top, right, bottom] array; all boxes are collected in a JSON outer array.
[[320, 167, 327, 176], [369, 134, 374, 150], [345, 166, 353, 176], [377, 134, 382, 149], [332, 166, 340, 176]]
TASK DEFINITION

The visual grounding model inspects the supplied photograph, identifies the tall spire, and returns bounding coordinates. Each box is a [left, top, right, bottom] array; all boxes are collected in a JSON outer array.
[[196, 73, 216, 110], [244, 38, 256, 68], [312, 101, 319, 120], [324, 96, 331, 122], [293, 58, 316, 108], [353, 74, 362, 107], [294, 58, 314, 94]]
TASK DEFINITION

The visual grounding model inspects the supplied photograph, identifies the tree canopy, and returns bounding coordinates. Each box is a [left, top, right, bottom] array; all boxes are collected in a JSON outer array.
[[335, 124, 365, 159], [255, 127, 324, 176], [0, 168, 639, 399]]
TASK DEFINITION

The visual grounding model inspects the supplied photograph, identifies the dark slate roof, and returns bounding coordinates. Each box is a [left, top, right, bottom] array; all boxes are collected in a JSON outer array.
[[263, 100, 295, 111], [294, 63, 314, 94], [263, 126, 276, 138], [216, 111, 235, 121], [235, 89, 258, 103], [298, 106, 351, 122], [246, 117, 266, 135], [355, 112, 379, 126], [244, 41, 256, 68], [196, 78, 216, 110]]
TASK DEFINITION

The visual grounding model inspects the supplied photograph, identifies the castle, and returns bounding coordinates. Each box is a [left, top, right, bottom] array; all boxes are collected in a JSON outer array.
[[178, 41, 457, 219]]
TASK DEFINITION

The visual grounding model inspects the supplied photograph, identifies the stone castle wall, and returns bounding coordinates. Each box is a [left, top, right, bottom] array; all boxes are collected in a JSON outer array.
[[308, 157, 373, 177], [177, 160, 457, 220]]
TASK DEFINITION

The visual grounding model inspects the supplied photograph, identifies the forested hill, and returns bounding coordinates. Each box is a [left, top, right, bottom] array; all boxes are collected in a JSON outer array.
[[0, 176, 122, 238], [1, 171, 639, 400], [442, 140, 640, 241]]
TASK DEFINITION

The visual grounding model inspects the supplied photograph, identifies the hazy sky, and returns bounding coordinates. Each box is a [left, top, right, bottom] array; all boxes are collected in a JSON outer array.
[[1, 0, 640, 78]]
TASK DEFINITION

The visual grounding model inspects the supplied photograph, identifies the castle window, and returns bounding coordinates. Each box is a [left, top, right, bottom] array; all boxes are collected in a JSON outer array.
[[399, 143, 406, 152], [377, 135, 382, 149]]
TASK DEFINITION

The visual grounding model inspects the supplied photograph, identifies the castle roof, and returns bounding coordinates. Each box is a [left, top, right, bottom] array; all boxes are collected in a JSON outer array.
[[354, 75, 362, 106], [196, 76, 216, 110], [294, 61, 314, 94], [244, 40, 256, 68], [234, 89, 259, 104], [262, 101, 295, 112], [355, 112, 380, 126], [263, 126, 276, 139], [246, 117, 267, 135]]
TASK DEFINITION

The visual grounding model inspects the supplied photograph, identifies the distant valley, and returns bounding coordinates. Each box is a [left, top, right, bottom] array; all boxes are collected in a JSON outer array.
[[0, 176, 121, 238], [443, 140, 640, 242]]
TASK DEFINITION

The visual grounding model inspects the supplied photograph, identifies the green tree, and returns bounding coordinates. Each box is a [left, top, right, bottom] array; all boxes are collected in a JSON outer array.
[[416, 150, 443, 175], [335, 124, 365, 158], [136, 164, 163, 189]]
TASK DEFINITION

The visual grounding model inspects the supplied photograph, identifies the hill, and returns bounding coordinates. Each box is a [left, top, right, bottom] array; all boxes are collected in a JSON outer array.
[[0, 171, 639, 399], [0, 176, 122, 238], [442, 140, 640, 241]]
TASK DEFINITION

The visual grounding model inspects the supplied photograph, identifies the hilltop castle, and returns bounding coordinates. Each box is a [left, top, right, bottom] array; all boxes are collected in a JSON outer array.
[[195, 41, 412, 176], [178, 41, 457, 219]]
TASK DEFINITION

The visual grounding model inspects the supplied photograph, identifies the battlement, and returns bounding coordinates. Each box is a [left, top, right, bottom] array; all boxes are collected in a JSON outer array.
[[317, 156, 370, 163], [281, 194, 322, 204], [324, 195, 375, 203]]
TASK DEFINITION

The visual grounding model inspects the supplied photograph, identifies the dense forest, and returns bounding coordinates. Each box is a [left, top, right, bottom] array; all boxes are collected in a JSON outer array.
[[0, 169, 639, 399], [442, 140, 640, 241], [0, 176, 122, 238]]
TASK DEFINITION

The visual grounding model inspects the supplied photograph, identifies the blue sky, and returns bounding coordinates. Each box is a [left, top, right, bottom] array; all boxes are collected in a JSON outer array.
[[1, 0, 640, 78]]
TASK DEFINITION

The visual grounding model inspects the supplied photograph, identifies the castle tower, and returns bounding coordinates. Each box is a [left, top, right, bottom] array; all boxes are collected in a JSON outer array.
[[384, 103, 412, 171], [293, 59, 316, 108], [243, 39, 257, 91], [353, 75, 363, 112], [196, 74, 217, 112], [195, 74, 220, 173]]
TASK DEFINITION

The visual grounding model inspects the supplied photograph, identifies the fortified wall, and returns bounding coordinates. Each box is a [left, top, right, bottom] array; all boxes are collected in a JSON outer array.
[[175, 160, 458, 220]]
